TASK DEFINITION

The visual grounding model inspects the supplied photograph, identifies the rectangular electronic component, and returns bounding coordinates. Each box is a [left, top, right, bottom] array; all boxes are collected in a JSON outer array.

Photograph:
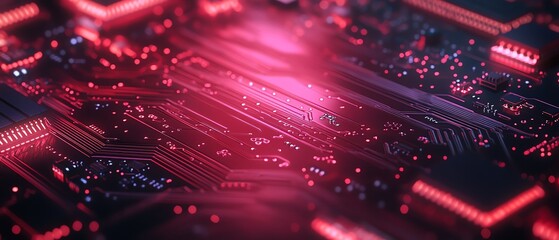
[[62, 0, 170, 28], [543, 107, 559, 126], [403, 0, 533, 36], [491, 23, 559, 69], [411, 153, 544, 227], [478, 72, 508, 91], [0, 84, 49, 153], [0, 2, 40, 30]]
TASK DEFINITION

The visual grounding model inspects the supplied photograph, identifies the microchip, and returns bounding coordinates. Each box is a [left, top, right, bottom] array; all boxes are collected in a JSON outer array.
[[0, 84, 49, 153], [542, 107, 559, 126], [61, 0, 170, 28], [412, 153, 544, 227], [478, 72, 508, 91], [445, 0, 529, 24], [501, 93, 525, 107], [491, 23, 559, 68], [404, 0, 533, 36], [0, 2, 40, 31]]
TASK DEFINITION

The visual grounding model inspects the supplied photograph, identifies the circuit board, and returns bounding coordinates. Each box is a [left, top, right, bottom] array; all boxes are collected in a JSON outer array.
[[0, 0, 559, 239]]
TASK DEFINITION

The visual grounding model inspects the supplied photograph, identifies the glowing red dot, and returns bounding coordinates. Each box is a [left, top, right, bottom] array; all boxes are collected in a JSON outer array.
[[60, 225, 70, 237], [187, 205, 197, 214], [53, 228, 63, 239], [173, 205, 183, 215], [163, 19, 173, 28], [344, 178, 351, 185], [400, 204, 409, 214], [307, 180, 314, 187], [11, 186, 18, 192], [210, 214, 220, 223], [72, 221, 83, 231], [12, 225, 21, 235], [88, 221, 99, 232], [51, 40, 59, 48], [355, 168, 361, 173]]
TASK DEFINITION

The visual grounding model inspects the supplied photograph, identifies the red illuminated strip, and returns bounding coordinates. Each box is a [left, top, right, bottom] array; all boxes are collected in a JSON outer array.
[[0, 51, 43, 72], [491, 41, 539, 66], [523, 138, 559, 157], [489, 52, 535, 74], [311, 218, 385, 240], [199, 0, 242, 17], [533, 220, 559, 240], [0, 3, 40, 29], [66, 0, 167, 21], [75, 26, 99, 43], [403, 0, 532, 36], [0, 118, 50, 153], [412, 180, 545, 227]]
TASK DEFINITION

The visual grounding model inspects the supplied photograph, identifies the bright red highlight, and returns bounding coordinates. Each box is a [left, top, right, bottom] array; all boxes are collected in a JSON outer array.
[[0, 3, 40, 29], [490, 52, 535, 73], [65, 0, 168, 22], [412, 180, 545, 227], [491, 41, 539, 66], [1, 51, 43, 72], [533, 220, 559, 240], [199, 0, 242, 17], [0, 118, 50, 153], [311, 218, 384, 240]]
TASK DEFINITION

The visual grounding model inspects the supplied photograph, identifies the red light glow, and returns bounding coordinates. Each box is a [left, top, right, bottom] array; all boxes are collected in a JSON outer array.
[[533, 220, 559, 240], [491, 41, 539, 66], [199, 0, 242, 17], [0, 118, 50, 153], [0, 3, 40, 30], [490, 52, 535, 74], [64, 0, 168, 22], [1, 51, 43, 72], [311, 218, 385, 240], [412, 180, 545, 227]]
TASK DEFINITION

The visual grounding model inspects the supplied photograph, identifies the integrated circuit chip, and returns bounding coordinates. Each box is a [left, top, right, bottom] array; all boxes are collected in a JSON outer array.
[[0, 84, 49, 153], [491, 23, 559, 69], [403, 0, 533, 36], [478, 72, 508, 91], [412, 153, 545, 227], [61, 0, 170, 28], [0, 2, 40, 30]]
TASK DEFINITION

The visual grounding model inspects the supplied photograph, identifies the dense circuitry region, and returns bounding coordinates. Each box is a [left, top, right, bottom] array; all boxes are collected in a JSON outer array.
[[0, 0, 558, 239]]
